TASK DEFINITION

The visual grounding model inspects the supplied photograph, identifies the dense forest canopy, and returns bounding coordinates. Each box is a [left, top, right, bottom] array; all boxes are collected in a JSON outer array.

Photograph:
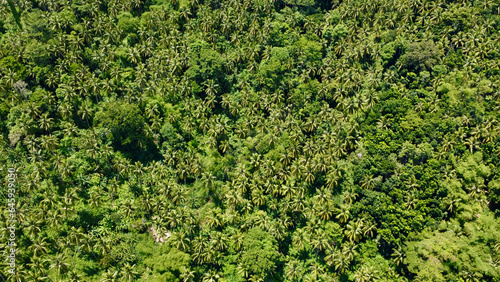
[[1, 0, 500, 281]]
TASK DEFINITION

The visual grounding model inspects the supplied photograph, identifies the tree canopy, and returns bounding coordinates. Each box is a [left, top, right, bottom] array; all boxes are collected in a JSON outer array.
[[0, 0, 499, 281]]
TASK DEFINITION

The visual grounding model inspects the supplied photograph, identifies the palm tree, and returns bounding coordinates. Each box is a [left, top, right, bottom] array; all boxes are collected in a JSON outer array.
[[311, 229, 330, 252], [101, 268, 119, 282], [494, 241, 500, 254], [95, 236, 112, 257], [343, 189, 358, 205], [464, 136, 480, 153], [236, 264, 250, 280], [38, 135, 59, 152], [180, 268, 196, 282], [77, 100, 93, 127], [342, 241, 359, 262], [330, 249, 350, 274], [120, 263, 139, 282], [67, 269, 83, 282], [360, 175, 379, 190], [284, 259, 304, 281], [38, 113, 54, 133], [251, 188, 266, 206], [392, 246, 405, 266], [304, 262, 325, 282], [127, 47, 141, 64], [22, 215, 43, 239], [79, 232, 95, 256], [345, 218, 365, 242], [460, 270, 483, 282], [172, 230, 190, 252], [363, 222, 377, 238], [205, 212, 222, 229], [28, 237, 49, 258], [304, 167, 315, 183], [122, 199, 136, 218], [442, 135, 455, 153], [354, 265, 380, 282], [326, 167, 342, 189], [47, 210, 64, 231], [47, 252, 70, 278], [336, 205, 351, 224], [25, 266, 48, 282]]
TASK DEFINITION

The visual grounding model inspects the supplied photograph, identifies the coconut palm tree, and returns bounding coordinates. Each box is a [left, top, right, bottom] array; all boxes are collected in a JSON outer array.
[[47, 252, 70, 278], [101, 268, 119, 282], [28, 237, 49, 258], [392, 245, 405, 266], [336, 205, 351, 224], [284, 259, 304, 281], [345, 218, 365, 242], [120, 263, 139, 282], [354, 265, 380, 282]]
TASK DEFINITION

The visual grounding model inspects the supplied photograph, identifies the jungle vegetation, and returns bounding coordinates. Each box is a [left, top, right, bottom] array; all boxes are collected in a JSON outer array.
[[1, 0, 500, 281]]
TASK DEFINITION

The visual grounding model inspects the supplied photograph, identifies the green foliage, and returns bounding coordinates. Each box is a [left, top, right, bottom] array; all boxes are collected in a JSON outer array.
[[24, 40, 52, 65], [441, 5, 473, 33], [117, 12, 140, 35], [295, 36, 322, 62], [141, 243, 190, 281], [284, 0, 316, 7], [25, 12, 52, 41], [456, 152, 491, 184], [405, 213, 500, 281], [323, 23, 348, 43], [380, 40, 405, 67], [0, 56, 26, 80], [185, 40, 225, 91], [399, 41, 443, 73], [239, 227, 280, 279], [94, 101, 152, 159], [489, 178, 500, 209]]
